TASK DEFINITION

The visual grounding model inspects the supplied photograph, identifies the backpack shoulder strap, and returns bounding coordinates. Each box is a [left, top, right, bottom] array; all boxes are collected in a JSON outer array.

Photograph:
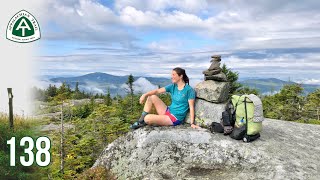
[[232, 95, 242, 115], [244, 96, 249, 134]]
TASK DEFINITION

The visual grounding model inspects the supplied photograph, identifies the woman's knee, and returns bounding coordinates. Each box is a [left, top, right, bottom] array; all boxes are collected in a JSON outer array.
[[146, 95, 155, 102], [144, 114, 152, 124], [149, 95, 158, 102]]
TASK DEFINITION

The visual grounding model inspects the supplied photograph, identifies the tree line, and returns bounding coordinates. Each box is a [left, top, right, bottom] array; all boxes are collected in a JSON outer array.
[[24, 68, 320, 179], [33, 69, 320, 123], [222, 64, 320, 123], [30, 74, 171, 179]]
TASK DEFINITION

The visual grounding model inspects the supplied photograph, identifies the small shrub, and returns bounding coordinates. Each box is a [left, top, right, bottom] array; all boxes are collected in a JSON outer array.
[[76, 166, 116, 180]]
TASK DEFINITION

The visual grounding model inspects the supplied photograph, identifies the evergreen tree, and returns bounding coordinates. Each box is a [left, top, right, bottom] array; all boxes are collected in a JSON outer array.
[[303, 89, 320, 120], [126, 74, 135, 113], [47, 84, 57, 97], [67, 84, 72, 94], [58, 82, 68, 94], [81, 90, 87, 99], [104, 88, 112, 106], [263, 84, 304, 121], [236, 86, 260, 96], [75, 82, 80, 93], [221, 64, 242, 94], [72, 82, 83, 99], [55, 82, 71, 101]]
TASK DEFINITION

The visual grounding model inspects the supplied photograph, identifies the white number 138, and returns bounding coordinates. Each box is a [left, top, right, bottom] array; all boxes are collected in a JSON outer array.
[[7, 137, 51, 167]]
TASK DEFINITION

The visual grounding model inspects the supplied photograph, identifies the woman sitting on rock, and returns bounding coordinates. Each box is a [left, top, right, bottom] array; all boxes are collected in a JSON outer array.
[[130, 67, 200, 129]]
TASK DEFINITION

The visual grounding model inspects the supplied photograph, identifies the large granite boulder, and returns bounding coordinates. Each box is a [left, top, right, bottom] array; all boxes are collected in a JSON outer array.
[[93, 119, 320, 179], [195, 80, 230, 103], [185, 98, 227, 126]]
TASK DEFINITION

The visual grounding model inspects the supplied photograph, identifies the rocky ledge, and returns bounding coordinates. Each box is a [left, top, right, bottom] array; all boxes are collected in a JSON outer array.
[[93, 118, 320, 180]]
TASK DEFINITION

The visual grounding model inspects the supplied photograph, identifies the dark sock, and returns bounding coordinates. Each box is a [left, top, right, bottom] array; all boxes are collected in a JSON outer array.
[[138, 111, 148, 123]]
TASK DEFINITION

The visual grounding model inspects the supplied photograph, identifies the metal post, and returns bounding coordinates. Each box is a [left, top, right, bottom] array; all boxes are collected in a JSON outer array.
[[7, 88, 14, 129]]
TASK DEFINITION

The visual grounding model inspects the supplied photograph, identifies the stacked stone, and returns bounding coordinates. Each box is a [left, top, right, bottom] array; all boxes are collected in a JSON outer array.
[[186, 55, 230, 127], [202, 55, 227, 82]]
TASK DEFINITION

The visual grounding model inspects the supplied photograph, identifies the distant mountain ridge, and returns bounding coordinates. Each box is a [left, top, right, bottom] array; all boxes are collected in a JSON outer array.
[[50, 72, 170, 85], [49, 72, 171, 96], [239, 78, 320, 95], [51, 72, 128, 84], [46, 72, 319, 96]]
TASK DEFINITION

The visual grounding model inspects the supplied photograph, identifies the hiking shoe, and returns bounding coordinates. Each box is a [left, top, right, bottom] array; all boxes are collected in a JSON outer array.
[[130, 121, 146, 130]]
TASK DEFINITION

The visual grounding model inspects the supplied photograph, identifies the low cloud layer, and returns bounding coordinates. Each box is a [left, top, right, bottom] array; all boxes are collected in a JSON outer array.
[[121, 77, 158, 94]]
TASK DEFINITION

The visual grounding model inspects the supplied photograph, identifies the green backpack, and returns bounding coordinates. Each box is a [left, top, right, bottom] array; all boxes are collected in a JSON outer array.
[[230, 94, 263, 141]]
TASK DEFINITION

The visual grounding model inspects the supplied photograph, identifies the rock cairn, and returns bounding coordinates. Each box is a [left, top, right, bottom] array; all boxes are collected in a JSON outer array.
[[203, 55, 227, 82], [186, 55, 230, 126]]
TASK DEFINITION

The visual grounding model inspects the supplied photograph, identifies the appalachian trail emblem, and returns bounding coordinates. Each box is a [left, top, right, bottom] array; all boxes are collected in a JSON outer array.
[[6, 10, 41, 43]]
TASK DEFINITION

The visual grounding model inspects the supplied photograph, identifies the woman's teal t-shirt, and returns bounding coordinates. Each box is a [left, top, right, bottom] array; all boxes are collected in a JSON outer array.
[[164, 83, 196, 121]]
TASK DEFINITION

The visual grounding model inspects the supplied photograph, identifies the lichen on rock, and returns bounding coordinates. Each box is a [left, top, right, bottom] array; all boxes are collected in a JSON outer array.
[[92, 118, 320, 179]]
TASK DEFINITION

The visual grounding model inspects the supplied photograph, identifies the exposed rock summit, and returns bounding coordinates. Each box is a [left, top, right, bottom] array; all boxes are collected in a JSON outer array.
[[93, 119, 320, 180]]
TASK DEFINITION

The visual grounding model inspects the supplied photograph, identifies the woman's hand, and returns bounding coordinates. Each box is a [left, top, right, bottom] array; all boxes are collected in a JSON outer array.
[[191, 124, 200, 129], [139, 94, 146, 104]]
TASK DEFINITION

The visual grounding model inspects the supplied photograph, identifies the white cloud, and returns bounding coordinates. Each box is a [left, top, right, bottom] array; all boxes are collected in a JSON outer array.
[[116, 1, 320, 50], [147, 39, 184, 52], [296, 79, 320, 85], [115, 0, 208, 13], [225, 54, 320, 69], [42, 0, 134, 42], [37, 46, 320, 83], [38, 0, 320, 84], [119, 6, 205, 29], [42, 0, 320, 50], [121, 77, 158, 94], [134, 77, 159, 93], [79, 84, 104, 94], [32, 79, 62, 90], [49, 0, 118, 26], [223, 53, 320, 81]]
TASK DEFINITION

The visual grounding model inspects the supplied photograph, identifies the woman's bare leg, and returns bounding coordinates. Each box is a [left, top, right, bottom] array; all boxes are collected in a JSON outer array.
[[142, 95, 173, 126], [144, 114, 173, 126], [144, 95, 167, 115]]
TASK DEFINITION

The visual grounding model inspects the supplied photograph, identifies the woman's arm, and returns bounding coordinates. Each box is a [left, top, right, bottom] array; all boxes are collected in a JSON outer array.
[[139, 87, 166, 104], [189, 99, 200, 129]]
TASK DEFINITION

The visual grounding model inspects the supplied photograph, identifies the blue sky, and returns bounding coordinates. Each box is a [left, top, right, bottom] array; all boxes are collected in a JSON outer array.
[[35, 0, 320, 86]]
